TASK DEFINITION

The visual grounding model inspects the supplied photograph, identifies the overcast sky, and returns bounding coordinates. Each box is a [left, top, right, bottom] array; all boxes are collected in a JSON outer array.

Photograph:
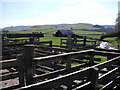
[[0, 0, 119, 28]]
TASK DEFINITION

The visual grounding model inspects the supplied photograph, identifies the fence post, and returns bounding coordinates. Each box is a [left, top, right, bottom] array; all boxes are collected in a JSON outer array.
[[67, 34, 72, 50], [83, 36, 86, 46], [17, 55, 25, 87], [24, 44, 34, 85], [66, 55, 71, 73], [49, 40, 52, 47], [73, 35, 77, 48], [60, 39, 63, 47], [89, 67, 99, 90], [29, 37, 34, 44], [89, 53, 94, 66]]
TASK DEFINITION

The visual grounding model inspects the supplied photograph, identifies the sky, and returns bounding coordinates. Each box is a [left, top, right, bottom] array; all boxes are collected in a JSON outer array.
[[0, 0, 119, 28]]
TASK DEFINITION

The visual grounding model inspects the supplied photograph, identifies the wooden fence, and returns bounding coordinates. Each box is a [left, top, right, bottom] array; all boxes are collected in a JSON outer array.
[[1, 45, 120, 89], [61, 34, 99, 50]]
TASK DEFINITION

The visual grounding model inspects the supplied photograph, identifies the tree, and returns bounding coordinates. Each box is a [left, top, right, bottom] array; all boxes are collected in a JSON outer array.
[[115, 1, 120, 37]]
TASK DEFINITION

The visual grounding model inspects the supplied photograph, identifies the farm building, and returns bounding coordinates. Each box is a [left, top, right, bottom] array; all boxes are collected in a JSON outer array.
[[54, 29, 74, 37]]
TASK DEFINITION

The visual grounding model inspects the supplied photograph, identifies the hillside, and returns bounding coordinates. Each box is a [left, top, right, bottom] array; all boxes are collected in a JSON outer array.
[[30, 23, 98, 30], [2, 23, 115, 34]]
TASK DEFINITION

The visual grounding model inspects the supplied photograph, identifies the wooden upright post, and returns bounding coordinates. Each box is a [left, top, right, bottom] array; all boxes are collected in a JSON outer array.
[[89, 53, 94, 66], [89, 68, 99, 90], [66, 55, 71, 73], [24, 44, 34, 85], [83, 36, 86, 46], [67, 34, 72, 50], [73, 35, 77, 48], [29, 38, 34, 44], [49, 40, 52, 47], [17, 55, 25, 87]]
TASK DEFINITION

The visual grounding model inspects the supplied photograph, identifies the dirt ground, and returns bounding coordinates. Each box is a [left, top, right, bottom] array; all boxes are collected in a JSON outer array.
[[0, 78, 19, 89], [0, 69, 19, 89]]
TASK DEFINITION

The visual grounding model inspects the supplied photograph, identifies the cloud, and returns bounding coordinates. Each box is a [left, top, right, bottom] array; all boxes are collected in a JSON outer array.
[[39, 0, 117, 25], [1, 0, 118, 28]]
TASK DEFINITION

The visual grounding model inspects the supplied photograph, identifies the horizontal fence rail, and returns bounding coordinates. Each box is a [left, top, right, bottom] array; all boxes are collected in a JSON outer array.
[[1, 44, 120, 90]]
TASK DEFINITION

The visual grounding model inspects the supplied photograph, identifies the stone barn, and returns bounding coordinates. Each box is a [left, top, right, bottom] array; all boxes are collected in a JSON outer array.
[[54, 30, 74, 37]]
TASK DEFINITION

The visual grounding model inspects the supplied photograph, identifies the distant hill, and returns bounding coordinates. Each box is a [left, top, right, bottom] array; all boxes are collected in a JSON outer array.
[[102, 25, 115, 29], [2, 23, 115, 33], [30, 23, 97, 30], [3, 26, 31, 31]]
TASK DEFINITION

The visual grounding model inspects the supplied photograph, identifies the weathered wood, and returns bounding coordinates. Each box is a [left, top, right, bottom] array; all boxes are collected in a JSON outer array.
[[92, 50, 120, 57], [74, 82, 91, 90], [91, 56, 120, 70], [66, 55, 71, 72], [17, 55, 25, 87], [98, 67, 119, 83], [29, 38, 34, 44], [100, 76, 120, 90], [0, 72, 18, 80], [67, 34, 72, 50], [23, 44, 34, 85], [17, 67, 91, 89], [1, 59, 17, 69], [33, 63, 87, 83], [49, 40, 52, 47], [89, 68, 99, 90], [33, 49, 93, 65], [35, 49, 56, 55], [89, 53, 95, 66], [94, 48, 120, 53], [83, 36, 86, 46]]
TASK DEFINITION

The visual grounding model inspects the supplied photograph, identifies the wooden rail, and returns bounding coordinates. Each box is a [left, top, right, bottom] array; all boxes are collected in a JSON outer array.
[[61, 34, 98, 49], [1, 45, 120, 89], [17, 55, 120, 89]]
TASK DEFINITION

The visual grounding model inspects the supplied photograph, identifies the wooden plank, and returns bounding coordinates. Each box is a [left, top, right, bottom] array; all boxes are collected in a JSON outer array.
[[33, 49, 93, 65], [91, 56, 120, 69], [33, 63, 87, 82], [0, 72, 18, 81], [92, 50, 120, 56], [35, 49, 56, 55], [100, 76, 120, 90], [41, 64, 66, 70], [98, 67, 119, 83], [89, 53, 95, 66], [31, 56, 120, 89], [74, 82, 91, 90], [1, 59, 17, 69], [17, 67, 91, 89], [67, 34, 72, 50], [89, 68, 99, 90], [23, 44, 34, 85], [94, 48, 120, 53], [17, 55, 25, 87], [66, 55, 71, 72]]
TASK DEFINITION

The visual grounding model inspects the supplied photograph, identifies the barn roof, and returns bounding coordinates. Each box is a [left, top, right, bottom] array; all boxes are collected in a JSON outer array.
[[58, 29, 74, 35]]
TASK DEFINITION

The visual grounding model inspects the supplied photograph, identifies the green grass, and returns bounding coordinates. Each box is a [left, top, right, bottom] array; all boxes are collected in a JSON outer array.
[[14, 28, 57, 34], [40, 36, 66, 45], [74, 30, 104, 35], [94, 56, 107, 63]]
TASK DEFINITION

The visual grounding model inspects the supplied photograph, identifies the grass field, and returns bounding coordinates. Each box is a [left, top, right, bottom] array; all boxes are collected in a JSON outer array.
[[11, 27, 120, 49], [40, 36, 66, 45]]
